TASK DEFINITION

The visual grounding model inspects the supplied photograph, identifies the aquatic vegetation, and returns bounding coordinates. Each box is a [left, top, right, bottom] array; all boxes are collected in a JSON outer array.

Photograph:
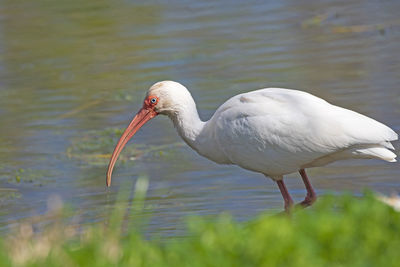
[[3, 168, 54, 187], [0, 167, 51, 203], [2, 189, 399, 266], [66, 128, 184, 166], [0, 189, 21, 203], [300, 11, 397, 34]]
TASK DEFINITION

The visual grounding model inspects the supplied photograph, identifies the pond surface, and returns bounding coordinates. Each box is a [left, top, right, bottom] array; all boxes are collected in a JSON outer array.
[[0, 0, 399, 236]]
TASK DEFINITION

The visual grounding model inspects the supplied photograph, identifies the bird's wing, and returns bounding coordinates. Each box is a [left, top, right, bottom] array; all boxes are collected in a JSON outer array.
[[209, 88, 397, 175]]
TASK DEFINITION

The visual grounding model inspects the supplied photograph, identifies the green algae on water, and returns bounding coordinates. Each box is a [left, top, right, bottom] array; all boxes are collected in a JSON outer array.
[[10, 168, 54, 187], [66, 128, 184, 166]]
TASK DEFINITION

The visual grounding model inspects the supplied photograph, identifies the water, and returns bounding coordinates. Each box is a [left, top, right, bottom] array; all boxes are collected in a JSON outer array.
[[0, 0, 399, 236]]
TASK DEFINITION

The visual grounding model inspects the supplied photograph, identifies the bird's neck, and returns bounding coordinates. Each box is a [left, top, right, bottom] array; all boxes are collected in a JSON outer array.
[[169, 102, 206, 149]]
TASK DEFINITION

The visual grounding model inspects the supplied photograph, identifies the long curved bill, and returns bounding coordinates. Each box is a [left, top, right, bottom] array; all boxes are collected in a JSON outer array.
[[106, 107, 157, 187]]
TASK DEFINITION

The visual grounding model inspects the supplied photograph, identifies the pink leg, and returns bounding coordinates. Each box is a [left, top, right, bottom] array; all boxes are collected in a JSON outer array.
[[276, 179, 294, 212], [298, 169, 317, 207]]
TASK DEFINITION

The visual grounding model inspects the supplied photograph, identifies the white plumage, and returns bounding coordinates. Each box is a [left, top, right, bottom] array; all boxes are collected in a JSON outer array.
[[201, 88, 397, 178], [107, 81, 398, 211]]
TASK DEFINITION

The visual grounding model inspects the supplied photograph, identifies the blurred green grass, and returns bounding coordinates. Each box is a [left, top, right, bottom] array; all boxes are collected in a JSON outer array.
[[3, 186, 400, 266]]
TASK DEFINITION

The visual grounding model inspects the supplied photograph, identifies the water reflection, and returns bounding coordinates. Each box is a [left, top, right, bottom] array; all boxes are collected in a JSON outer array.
[[0, 0, 399, 236]]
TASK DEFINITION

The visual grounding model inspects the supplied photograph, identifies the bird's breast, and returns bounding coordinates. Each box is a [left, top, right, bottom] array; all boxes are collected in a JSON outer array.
[[192, 134, 233, 165]]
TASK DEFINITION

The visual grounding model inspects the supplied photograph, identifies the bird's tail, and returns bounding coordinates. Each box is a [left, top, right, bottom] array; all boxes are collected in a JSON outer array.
[[350, 143, 397, 162]]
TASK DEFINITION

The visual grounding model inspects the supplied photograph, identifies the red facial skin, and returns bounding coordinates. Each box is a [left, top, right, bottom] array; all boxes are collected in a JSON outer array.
[[106, 96, 159, 186]]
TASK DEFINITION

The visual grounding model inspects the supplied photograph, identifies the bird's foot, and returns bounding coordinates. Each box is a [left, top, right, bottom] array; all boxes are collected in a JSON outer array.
[[296, 194, 317, 208]]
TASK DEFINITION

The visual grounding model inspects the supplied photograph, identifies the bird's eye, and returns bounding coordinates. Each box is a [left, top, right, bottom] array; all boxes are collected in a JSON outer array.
[[150, 98, 157, 104]]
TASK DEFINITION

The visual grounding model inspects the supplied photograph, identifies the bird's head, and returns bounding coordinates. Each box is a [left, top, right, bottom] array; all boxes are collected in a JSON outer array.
[[106, 81, 191, 187], [145, 80, 194, 117]]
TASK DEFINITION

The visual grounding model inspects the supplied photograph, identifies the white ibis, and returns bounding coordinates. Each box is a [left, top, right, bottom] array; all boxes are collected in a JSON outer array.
[[106, 81, 398, 211]]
